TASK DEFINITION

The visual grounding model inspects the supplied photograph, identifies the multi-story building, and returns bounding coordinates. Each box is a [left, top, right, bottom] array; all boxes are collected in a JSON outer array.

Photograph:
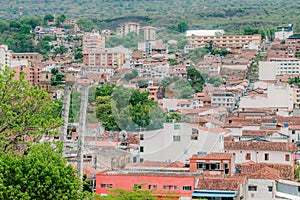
[[12, 52, 43, 63], [211, 92, 236, 108], [82, 30, 106, 53], [0, 45, 12, 68], [139, 123, 226, 163], [189, 152, 234, 176], [11, 61, 41, 86], [117, 22, 140, 37], [189, 34, 261, 50], [83, 51, 125, 71], [275, 24, 294, 41], [259, 58, 300, 80], [140, 26, 156, 41]]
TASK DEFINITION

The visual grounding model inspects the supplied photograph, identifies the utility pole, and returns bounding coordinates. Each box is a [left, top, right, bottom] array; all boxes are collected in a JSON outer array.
[[60, 68, 78, 156], [77, 85, 89, 179]]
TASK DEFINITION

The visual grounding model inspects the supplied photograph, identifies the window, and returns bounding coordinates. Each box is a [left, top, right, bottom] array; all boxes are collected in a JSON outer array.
[[183, 186, 192, 191], [246, 153, 251, 160], [268, 186, 273, 192], [173, 135, 181, 142], [265, 153, 269, 161], [140, 134, 144, 140], [285, 154, 290, 161], [163, 185, 177, 190], [292, 130, 295, 134], [196, 162, 205, 169], [174, 124, 181, 130], [248, 186, 257, 191], [100, 184, 113, 188], [148, 185, 157, 190], [140, 146, 144, 152], [134, 184, 142, 190]]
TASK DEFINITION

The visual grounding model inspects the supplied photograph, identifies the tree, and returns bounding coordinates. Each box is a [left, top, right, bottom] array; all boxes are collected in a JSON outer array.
[[56, 14, 66, 25], [96, 84, 115, 97], [0, 143, 82, 199], [77, 18, 96, 32], [177, 38, 188, 49], [0, 67, 62, 153], [177, 22, 188, 33], [44, 14, 55, 22], [137, 80, 148, 88]]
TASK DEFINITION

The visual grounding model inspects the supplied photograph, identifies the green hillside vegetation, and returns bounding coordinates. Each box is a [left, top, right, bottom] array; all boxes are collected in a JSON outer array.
[[1, 0, 300, 33]]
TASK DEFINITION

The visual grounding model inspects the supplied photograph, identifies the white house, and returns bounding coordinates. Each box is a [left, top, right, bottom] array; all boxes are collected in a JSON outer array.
[[224, 141, 297, 165], [139, 123, 226, 163]]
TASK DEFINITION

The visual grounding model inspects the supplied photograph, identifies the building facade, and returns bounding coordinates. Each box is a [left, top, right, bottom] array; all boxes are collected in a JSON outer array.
[[82, 30, 106, 53], [189, 34, 261, 50]]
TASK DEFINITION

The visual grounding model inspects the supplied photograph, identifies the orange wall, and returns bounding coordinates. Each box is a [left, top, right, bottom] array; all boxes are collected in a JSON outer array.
[[96, 174, 194, 197]]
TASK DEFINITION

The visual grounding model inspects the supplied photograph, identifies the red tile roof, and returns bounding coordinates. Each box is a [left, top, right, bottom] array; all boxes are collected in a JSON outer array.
[[197, 177, 246, 191], [238, 162, 294, 180], [224, 141, 297, 152], [191, 153, 233, 160], [242, 130, 277, 137], [249, 166, 280, 181]]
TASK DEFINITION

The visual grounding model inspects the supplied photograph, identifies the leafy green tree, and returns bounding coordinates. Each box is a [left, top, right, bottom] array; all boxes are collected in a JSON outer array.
[[20, 16, 42, 29], [137, 80, 148, 88], [77, 18, 96, 32], [177, 38, 188, 49], [124, 69, 139, 81], [56, 14, 66, 25], [0, 143, 82, 199], [161, 77, 176, 88], [187, 67, 205, 92], [0, 67, 62, 153], [96, 84, 115, 97], [0, 20, 9, 33], [177, 22, 188, 33], [44, 14, 55, 22], [167, 58, 179, 66]]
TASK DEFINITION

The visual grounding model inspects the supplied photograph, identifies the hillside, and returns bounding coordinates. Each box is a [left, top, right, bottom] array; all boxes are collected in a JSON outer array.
[[1, 0, 300, 32]]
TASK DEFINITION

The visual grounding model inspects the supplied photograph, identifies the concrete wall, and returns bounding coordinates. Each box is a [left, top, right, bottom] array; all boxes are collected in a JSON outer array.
[[226, 149, 293, 165], [140, 123, 224, 163], [246, 179, 275, 199]]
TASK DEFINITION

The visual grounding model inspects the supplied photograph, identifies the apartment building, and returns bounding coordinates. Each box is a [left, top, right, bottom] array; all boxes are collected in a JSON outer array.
[[83, 51, 125, 71], [139, 26, 156, 41], [275, 24, 294, 40], [117, 22, 140, 37], [211, 92, 236, 108], [0, 45, 12, 68], [259, 58, 300, 80], [189, 34, 261, 50], [82, 30, 106, 53]]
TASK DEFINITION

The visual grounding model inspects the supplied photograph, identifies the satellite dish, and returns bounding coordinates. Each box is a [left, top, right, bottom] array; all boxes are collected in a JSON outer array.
[[120, 130, 127, 140]]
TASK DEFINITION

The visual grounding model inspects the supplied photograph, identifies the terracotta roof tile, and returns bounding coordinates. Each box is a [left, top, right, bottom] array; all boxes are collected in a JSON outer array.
[[238, 162, 294, 180], [197, 178, 246, 191], [225, 141, 297, 152], [191, 153, 233, 160]]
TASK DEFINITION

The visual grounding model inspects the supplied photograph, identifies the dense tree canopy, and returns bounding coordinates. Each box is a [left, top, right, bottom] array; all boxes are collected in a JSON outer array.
[[0, 67, 62, 153], [0, 143, 82, 200]]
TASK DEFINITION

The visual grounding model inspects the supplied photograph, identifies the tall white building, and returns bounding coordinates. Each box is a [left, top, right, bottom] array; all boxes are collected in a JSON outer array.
[[82, 30, 106, 53], [259, 58, 300, 81], [0, 45, 12, 69]]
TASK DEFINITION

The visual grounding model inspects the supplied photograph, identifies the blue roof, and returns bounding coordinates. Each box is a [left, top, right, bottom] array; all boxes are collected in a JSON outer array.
[[192, 190, 236, 198]]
